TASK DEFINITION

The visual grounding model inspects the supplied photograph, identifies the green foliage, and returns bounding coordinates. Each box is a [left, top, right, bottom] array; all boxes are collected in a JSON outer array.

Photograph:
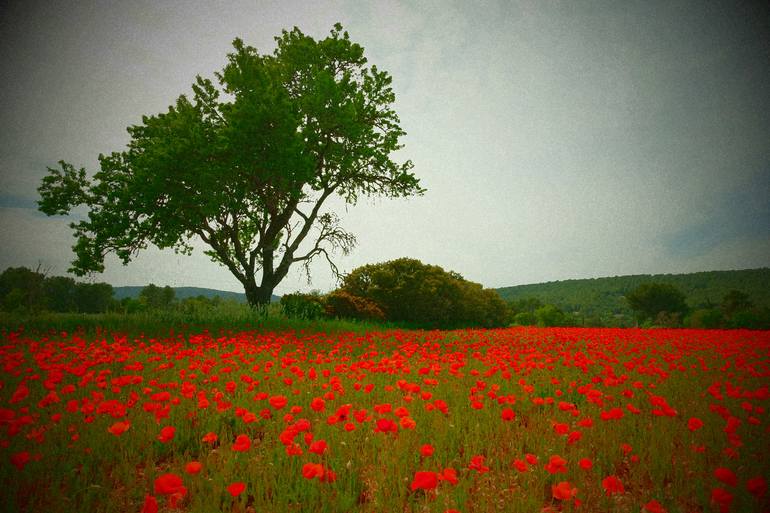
[[496, 268, 770, 326], [38, 24, 423, 307], [512, 311, 537, 326], [687, 308, 724, 329], [534, 304, 567, 327], [139, 284, 176, 310], [323, 290, 385, 322], [280, 292, 325, 320], [338, 258, 508, 328], [626, 282, 688, 323], [0, 266, 46, 312], [0, 266, 114, 313]]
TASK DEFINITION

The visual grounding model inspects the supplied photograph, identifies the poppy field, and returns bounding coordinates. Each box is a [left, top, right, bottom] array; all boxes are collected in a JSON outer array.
[[1, 326, 769, 513]]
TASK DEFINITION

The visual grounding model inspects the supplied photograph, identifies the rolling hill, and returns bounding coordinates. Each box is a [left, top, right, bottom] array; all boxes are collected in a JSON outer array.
[[114, 286, 279, 303], [495, 268, 770, 319]]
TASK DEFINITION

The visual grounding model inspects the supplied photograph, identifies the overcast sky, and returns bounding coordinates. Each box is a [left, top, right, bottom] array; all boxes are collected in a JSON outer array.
[[1, 0, 768, 295]]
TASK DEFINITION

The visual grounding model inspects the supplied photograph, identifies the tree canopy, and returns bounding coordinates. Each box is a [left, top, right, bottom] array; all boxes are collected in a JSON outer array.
[[338, 258, 508, 328], [38, 24, 422, 306], [625, 282, 688, 323]]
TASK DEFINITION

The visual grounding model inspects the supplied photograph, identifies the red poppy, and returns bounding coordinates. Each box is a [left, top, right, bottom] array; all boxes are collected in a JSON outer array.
[[141, 495, 158, 513], [438, 467, 459, 485], [578, 458, 592, 470], [501, 408, 516, 421], [602, 475, 624, 495], [525, 453, 538, 465], [302, 462, 324, 480], [108, 421, 130, 436], [644, 499, 667, 513], [232, 434, 251, 452], [410, 471, 438, 491], [513, 459, 528, 472], [227, 482, 245, 497], [545, 455, 567, 474], [687, 417, 703, 432], [202, 432, 218, 444], [10, 451, 30, 471], [420, 444, 435, 457], [714, 467, 737, 487], [185, 461, 202, 475], [468, 455, 490, 474], [157, 426, 175, 443], [154, 473, 187, 497], [309, 439, 328, 455], [552, 481, 577, 501], [747, 476, 767, 498], [269, 395, 288, 410], [310, 397, 325, 412], [711, 487, 733, 513]]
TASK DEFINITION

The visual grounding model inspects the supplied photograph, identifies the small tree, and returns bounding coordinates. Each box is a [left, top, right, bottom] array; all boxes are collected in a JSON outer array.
[[38, 24, 422, 308], [625, 282, 688, 324], [139, 284, 176, 310]]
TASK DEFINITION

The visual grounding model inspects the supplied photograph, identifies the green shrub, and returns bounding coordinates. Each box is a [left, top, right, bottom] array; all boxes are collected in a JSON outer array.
[[280, 292, 325, 319], [324, 290, 385, 321]]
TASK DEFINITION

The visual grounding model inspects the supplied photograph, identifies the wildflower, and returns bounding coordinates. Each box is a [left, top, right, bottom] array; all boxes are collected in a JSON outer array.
[[185, 461, 202, 475], [232, 434, 251, 452], [552, 481, 577, 501], [714, 467, 737, 487], [602, 475, 624, 495], [410, 471, 438, 491], [108, 421, 130, 436], [227, 482, 245, 497], [157, 426, 175, 443]]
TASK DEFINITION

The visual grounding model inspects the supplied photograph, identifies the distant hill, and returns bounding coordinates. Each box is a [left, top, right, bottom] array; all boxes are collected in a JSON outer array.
[[114, 286, 279, 303], [496, 268, 770, 318]]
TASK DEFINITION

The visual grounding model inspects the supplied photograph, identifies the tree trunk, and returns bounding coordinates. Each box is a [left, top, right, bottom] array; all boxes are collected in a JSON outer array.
[[243, 280, 274, 309]]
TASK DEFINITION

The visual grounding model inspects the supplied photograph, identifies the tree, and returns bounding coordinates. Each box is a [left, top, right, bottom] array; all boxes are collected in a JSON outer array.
[[139, 284, 176, 310], [43, 275, 78, 312], [340, 258, 508, 328], [625, 282, 688, 323], [0, 266, 46, 312], [73, 282, 114, 313], [38, 24, 422, 307], [720, 290, 753, 319]]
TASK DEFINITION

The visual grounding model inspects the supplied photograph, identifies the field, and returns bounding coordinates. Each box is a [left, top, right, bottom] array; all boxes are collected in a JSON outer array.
[[1, 325, 768, 513]]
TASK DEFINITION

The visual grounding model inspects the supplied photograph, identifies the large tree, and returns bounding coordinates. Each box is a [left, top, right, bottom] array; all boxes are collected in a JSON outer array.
[[38, 24, 422, 306]]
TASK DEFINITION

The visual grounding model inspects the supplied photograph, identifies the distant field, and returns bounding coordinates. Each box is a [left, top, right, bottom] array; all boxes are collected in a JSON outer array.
[[1, 326, 768, 512]]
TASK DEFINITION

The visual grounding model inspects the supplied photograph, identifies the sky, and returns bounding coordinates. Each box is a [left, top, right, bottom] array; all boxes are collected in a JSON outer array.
[[1, 0, 768, 295]]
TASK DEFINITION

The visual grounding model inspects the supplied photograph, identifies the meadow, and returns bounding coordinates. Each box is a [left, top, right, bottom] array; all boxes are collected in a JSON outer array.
[[1, 322, 768, 513]]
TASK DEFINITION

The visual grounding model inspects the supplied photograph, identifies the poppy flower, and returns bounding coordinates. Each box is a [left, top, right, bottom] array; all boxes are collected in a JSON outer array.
[[644, 499, 667, 513], [438, 467, 459, 485], [714, 467, 737, 487], [602, 475, 624, 495], [185, 461, 202, 475], [545, 455, 567, 474], [501, 408, 516, 421], [525, 453, 538, 465], [468, 455, 490, 474], [202, 432, 218, 444], [747, 476, 767, 498], [420, 444, 435, 457], [687, 417, 703, 433], [310, 397, 325, 412], [711, 487, 733, 513], [141, 495, 158, 513], [578, 458, 592, 470], [410, 471, 438, 491], [513, 459, 528, 472], [232, 434, 251, 452], [552, 481, 577, 501], [154, 473, 187, 497], [302, 463, 324, 480], [108, 421, 130, 436], [269, 395, 288, 410], [309, 440, 328, 455], [10, 451, 30, 471], [227, 482, 245, 497], [157, 426, 175, 443]]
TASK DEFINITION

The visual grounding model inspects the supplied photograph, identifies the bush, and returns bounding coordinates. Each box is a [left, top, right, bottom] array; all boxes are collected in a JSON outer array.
[[339, 258, 508, 328], [280, 292, 325, 320], [324, 290, 385, 321]]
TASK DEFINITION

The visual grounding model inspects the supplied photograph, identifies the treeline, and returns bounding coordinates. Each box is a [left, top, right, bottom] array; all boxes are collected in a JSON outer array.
[[498, 268, 770, 328], [282, 258, 509, 329], [507, 282, 770, 329], [0, 267, 239, 315]]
